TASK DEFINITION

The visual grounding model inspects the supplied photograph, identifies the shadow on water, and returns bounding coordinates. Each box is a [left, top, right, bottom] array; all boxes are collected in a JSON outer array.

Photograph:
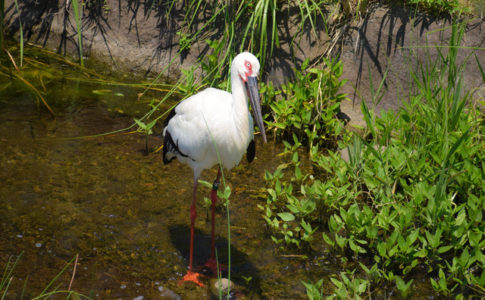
[[169, 224, 263, 296]]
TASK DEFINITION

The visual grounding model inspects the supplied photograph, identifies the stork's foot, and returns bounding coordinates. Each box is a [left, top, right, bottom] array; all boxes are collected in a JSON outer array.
[[201, 258, 227, 277], [179, 271, 205, 287]]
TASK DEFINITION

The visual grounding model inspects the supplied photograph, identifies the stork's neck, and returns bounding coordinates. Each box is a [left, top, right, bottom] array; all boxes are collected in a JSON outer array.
[[230, 70, 250, 139], [231, 74, 248, 109]]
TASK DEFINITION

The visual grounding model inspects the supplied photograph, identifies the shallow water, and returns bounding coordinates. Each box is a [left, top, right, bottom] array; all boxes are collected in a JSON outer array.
[[0, 69, 339, 299], [0, 46, 442, 299]]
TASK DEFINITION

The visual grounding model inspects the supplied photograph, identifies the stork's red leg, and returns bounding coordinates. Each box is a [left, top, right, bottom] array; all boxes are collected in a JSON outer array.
[[204, 168, 223, 276], [180, 180, 205, 287]]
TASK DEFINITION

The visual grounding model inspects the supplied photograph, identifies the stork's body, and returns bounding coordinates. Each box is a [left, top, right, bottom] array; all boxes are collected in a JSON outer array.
[[162, 52, 266, 286]]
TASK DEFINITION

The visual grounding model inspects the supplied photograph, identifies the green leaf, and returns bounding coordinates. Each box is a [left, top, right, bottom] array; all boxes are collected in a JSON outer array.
[[469, 231, 482, 247], [407, 229, 420, 245], [322, 233, 334, 246], [377, 242, 387, 257], [223, 186, 231, 199], [92, 89, 112, 95], [335, 234, 346, 249], [134, 118, 146, 129], [277, 212, 295, 222], [438, 245, 453, 254], [301, 219, 312, 233], [395, 276, 413, 294], [438, 268, 448, 291]]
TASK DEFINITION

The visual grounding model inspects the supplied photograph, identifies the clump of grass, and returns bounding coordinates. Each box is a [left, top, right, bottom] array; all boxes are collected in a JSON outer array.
[[0, 252, 23, 297], [1, 253, 91, 299]]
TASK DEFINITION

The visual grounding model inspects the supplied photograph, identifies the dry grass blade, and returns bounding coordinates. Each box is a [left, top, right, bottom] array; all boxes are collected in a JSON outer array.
[[12, 71, 55, 116], [5, 49, 19, 71], [68, 254, 79, 291]]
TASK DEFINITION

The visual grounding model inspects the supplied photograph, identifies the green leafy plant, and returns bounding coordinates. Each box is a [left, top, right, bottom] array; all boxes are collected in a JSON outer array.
[[327, 271, 368, 300], [134, 118, 157, 153], [302, 278, 324, 300], [297, 21, 484, 298], [260, 57, 347, 248], [265, 57, 347, 152], [260, 20, 484, 298]]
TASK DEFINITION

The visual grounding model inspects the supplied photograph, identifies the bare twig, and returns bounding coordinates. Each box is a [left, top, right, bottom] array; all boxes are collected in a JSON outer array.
[[68, 253, 79, 291]]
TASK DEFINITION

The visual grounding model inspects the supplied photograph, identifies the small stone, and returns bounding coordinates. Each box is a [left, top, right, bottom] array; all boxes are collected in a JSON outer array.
[[214, 278, 232, 291], [158, 285, 181, 299], [210, 278, 234, 296]]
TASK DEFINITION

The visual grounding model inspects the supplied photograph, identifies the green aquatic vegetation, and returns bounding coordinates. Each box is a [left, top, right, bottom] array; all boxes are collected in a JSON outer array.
[[0, 41, 177, 121], [0, 252, 22, 298], [264, 22, 485, 298], [134, 118, 157, 153], [0, 48, 56, 115]]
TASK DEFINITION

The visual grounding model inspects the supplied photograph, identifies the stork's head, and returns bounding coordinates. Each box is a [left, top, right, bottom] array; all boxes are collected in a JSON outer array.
[[232, 52, 267, 143], [232, 52, 261, 82]]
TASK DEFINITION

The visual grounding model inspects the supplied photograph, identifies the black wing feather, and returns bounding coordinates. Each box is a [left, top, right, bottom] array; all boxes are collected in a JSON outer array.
[[162, 108, 190, 164], [246, 139, 255, 163], [163, 108, 177, 127]]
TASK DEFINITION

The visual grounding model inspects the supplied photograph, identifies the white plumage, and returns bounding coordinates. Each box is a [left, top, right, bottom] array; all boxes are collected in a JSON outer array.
[[163, 87, 252, 178], [162, 52, 266, 286]]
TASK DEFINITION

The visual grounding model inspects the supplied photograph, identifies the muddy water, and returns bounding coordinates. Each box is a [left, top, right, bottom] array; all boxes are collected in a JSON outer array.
[[0, 79, 336, 299]]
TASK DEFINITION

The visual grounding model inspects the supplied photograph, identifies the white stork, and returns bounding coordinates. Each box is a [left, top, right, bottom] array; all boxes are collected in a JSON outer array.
[[162, 52, 267, 286]]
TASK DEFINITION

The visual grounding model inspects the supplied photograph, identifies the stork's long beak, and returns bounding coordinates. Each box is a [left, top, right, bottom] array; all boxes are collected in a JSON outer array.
[[245, 76, 267, 143]]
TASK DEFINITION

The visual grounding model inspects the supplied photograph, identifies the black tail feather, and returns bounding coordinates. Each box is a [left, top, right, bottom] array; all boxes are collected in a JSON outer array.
[[246, 139, 255, 163]]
